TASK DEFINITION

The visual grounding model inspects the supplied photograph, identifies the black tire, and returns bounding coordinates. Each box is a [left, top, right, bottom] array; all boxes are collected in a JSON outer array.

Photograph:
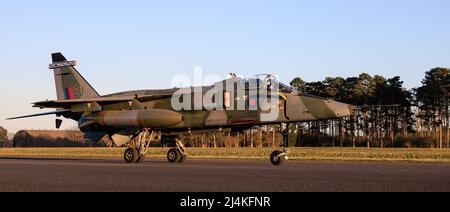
[[270, 150, 284, 166], [167, 148, 181, 163], [136, 154, 146, 163], [124, 148, 139, 163]]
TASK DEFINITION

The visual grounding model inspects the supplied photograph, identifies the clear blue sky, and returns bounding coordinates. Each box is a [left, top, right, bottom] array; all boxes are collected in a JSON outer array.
[[1, 0, 449, 132]]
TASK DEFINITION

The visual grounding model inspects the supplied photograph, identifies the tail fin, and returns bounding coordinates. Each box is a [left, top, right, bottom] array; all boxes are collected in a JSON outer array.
[[49, 52, 100, 100]]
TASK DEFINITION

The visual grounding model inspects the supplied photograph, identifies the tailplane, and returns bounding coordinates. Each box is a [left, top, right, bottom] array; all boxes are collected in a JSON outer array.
[[49, 52, 100, 100]]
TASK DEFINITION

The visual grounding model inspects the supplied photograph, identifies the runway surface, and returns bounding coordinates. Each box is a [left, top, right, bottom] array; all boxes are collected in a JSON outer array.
[[0, 157, 449, 192]]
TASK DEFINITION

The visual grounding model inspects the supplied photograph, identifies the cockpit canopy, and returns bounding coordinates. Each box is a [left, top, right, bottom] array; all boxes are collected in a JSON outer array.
[[239, 74, 292, 92]]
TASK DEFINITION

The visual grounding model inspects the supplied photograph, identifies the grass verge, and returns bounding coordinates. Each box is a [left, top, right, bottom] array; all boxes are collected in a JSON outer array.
[[0, 147, 449, 163]]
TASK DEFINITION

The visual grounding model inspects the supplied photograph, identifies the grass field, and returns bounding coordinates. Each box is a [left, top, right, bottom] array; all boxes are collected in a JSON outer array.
[[0, 147, 450, 163]]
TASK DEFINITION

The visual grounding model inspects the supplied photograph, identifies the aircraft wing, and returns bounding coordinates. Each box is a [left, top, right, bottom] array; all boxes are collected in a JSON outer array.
[[7, 109, 72, 120], [33, 94, 173, 109]]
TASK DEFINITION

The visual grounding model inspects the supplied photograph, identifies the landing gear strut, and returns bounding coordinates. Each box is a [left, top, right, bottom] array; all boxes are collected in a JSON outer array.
[[270, 124, 290, 166], [167, 137, 187, 163]]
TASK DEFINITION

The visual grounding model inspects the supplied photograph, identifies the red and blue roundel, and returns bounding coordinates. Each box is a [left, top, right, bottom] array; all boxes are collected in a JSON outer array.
[[65, 87, 77, 99]]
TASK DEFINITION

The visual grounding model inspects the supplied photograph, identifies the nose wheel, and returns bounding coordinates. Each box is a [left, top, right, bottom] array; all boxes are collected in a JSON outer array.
[[270, 123, 290, 166], [270, 148, 289, 166]]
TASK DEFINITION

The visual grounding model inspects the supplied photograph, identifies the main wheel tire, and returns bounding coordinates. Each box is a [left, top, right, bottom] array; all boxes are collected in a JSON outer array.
[[136, 154, 146, 163], [124, 148, 139, 163], [167, 148, 181, 163], [270, 150, 285, 166]]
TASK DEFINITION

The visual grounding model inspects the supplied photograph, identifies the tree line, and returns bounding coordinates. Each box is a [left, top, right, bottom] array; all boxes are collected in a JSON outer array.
[[289, 67, 449, 148], [0, 126, 9, 147]]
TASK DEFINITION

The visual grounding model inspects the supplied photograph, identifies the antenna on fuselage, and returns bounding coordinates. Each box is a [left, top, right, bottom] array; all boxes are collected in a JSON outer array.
[[229, 73, 238, 78]]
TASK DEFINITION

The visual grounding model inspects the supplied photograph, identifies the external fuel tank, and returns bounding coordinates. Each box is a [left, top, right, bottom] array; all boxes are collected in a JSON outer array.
[[88, 109, 183, 128]]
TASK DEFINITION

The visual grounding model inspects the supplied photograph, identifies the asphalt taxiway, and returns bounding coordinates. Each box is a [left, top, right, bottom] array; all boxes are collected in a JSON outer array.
[[0, 157, 448, 192]]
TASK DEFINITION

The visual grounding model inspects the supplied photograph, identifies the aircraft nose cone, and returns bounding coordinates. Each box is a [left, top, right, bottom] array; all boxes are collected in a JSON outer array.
[[348, 104, 358, 115], [325, 100, 356, 118]]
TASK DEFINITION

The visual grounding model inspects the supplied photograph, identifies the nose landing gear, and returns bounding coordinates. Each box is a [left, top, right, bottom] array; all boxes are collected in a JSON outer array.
[[270, 148, 290, 166], [270, 124, 290, 166]]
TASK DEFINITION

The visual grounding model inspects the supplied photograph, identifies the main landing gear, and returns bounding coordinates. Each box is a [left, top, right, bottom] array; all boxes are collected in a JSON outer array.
[[124, 129, 155, 164], [270, 124, 290, 166], [167, 138, 188, 163], [123, 130, 188, 164]]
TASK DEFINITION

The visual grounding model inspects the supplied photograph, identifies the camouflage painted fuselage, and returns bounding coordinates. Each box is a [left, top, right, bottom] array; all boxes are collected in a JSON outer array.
[[75, 78, 355, 133]]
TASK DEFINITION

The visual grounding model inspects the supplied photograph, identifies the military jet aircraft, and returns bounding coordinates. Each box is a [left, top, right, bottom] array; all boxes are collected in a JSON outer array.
[[9, 53, 355, 165]]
